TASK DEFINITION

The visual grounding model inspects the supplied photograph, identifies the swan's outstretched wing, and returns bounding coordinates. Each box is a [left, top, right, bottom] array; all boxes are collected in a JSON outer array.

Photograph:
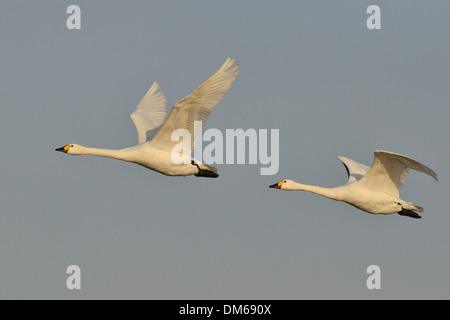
[[357, 150, 438, 197], [130, 82, 167, 144], [147, 58, 239, 153], [337, 156, 370, 184]]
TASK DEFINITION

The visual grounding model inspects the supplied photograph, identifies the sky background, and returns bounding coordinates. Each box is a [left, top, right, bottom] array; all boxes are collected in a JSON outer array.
[[0, 1, 448, 299]]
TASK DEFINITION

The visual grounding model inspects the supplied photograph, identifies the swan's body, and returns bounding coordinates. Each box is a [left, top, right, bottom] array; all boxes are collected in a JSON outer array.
[[56, 58, 239, 178], [270, 150, 438, 219]]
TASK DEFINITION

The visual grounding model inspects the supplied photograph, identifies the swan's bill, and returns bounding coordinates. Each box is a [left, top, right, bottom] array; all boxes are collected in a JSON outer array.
[[55, 145, 71, 153], [269, 181, 284, 189]]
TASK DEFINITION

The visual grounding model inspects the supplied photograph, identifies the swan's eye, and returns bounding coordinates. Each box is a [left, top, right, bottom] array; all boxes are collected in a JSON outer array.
[[71, 145, 74, 147]]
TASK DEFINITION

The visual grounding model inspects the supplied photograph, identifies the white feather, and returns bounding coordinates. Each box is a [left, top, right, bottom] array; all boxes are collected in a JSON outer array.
[[130, 82, 167, 144]]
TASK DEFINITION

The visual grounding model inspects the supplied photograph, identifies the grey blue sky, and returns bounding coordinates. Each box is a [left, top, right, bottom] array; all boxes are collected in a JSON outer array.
[[0, 1, 448, 299]]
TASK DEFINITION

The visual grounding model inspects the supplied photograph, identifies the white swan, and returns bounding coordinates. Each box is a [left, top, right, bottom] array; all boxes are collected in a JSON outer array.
[[269, 150, 438, 219], [56, 58, 239, 178]]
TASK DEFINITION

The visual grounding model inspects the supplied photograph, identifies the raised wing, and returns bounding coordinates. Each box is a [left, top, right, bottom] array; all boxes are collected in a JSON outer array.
[[130, 82, 167, 144], [337, 156, 370, 184], [357, 150, 438, 197], [148, 58, 239, 153]]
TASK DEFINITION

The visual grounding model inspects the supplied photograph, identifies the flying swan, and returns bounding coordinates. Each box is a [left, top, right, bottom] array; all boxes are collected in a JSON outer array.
[[269, 150, 438, 219], [56, 58, 240, 178]]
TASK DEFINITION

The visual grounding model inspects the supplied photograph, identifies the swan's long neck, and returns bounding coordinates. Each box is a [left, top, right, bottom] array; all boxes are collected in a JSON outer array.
[[77, 146, 134, 162], [286, 182, 341, 201]]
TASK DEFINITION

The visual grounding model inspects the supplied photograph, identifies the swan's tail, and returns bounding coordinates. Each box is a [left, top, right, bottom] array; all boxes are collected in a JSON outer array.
[[398, 202, 424, 219], [192, 161, 219, 178], [403, 202, 424, 212]]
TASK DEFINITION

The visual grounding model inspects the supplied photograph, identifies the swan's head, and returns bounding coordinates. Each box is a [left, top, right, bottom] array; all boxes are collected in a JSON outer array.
[[269, 179, 295, 190], [55, 144, 83, 155]]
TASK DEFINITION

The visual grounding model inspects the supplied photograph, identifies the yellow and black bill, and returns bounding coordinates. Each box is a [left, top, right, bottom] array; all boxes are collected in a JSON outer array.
[[55, 145, 71, 153], [269, 181, 284, 189]]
